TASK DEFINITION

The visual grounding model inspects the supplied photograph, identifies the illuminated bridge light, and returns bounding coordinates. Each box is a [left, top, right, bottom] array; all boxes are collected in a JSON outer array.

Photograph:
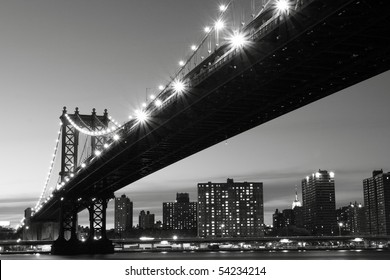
[[65, 113, 121, 136], [94, 150, 102, 156], [191, 45, 197, 51], [172, 79, 186, 94], [204, 26, 211, 33], [81, 163, 86, 168], [113, 134, 120, 141], [179, 60, 185, 66], [154, 99, 162, 107], [135, 109, 148, 123], [275, 0, 290, 13], [158, 85, 165, 91], [229, 31, 247, 49], [219, 4, 227, 12], [215, 19, 225, 30]]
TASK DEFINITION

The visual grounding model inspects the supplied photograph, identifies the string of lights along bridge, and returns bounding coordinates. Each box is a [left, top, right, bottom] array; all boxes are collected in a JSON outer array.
[[14, 0, 390, 255], [17, 0, 294, 230]]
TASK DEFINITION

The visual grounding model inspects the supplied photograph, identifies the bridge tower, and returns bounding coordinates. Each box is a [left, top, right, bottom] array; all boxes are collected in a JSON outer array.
[[52, 107, 114, 255]]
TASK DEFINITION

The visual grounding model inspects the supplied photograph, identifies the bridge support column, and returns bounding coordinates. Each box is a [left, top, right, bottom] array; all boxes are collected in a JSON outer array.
[[51, 196, 114, 255], [51, 200, 82, 255], [84, 196, 114, 254]]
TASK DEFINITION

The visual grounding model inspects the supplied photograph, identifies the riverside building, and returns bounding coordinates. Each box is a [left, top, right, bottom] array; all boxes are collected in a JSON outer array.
[[197, 178, 264, 237]]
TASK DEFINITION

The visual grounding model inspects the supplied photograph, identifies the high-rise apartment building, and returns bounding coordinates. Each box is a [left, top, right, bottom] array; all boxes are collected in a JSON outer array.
[[363, 170, 390, 235], [197, 178, 264, 237], [163, 193, 197, 230], [139, 210, 155, 229], [114, 194, 133, 233], [302, 170, 336, 236], [336, 202, 366, 235], [348, 202, 366, 235]]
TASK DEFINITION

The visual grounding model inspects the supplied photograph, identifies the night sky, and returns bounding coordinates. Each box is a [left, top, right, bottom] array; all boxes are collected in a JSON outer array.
[[1, 0, 389, 228]]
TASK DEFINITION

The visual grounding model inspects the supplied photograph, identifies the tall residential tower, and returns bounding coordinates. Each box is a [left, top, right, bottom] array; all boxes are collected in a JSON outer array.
[[114, 194, 133, 233], [363, 170, 390, 235], [302, 170, 336, 236]]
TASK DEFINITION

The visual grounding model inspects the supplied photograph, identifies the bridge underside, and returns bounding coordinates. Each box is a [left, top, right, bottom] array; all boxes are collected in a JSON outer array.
[[35, 0, 390, 224]]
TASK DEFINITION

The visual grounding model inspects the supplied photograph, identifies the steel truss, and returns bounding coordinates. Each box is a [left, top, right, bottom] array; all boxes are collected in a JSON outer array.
[[53, 107, 113, 254]]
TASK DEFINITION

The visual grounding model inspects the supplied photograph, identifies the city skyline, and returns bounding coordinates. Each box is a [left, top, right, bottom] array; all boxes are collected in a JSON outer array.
[[1, 0, 390, 229], [92, 170, 382, 229]]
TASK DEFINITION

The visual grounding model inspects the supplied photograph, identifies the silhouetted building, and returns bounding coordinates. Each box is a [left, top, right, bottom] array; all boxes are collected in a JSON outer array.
[[139, 210, 155, 229], [163, 193, 197, 230], [0, 224, 14, 240], [198, 178, 264, 237], [283, 209, 294, 226], [293, 206, 304, 228], [273, 208, 295, 229], [302, 170, 336, 235], [155, 220, 163, 229], [273, 209, 284, 229], [363, 170, 390, 235], [114, 194, 133, 233]]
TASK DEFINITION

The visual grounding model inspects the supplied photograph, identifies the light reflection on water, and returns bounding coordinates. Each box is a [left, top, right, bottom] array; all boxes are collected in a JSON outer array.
[[1, 249, 389, 260]]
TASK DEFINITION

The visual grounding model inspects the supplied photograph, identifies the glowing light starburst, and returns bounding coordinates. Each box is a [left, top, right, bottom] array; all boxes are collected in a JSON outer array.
[[135, 109, 148, 123], [228, 31, 247, 49], [215, 19, 225, 30], [172, 80, 186, 94], [275, 0, 290, 13]]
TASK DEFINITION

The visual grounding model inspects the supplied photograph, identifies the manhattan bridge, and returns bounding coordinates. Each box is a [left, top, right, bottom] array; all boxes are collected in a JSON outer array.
[[14, 0, 390, 254]]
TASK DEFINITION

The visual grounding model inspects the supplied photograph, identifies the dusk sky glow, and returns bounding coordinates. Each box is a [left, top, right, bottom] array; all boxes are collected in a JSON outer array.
[[1, 0, 389, 228]]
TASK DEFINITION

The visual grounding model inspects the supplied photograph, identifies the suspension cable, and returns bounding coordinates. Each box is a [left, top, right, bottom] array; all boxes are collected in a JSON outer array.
[[34, 123, 62, 211], [65, 114, 121, 136]]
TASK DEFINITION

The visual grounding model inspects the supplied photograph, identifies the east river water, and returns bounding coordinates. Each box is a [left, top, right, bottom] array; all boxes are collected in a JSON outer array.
[[1, 249, 390, 260]]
